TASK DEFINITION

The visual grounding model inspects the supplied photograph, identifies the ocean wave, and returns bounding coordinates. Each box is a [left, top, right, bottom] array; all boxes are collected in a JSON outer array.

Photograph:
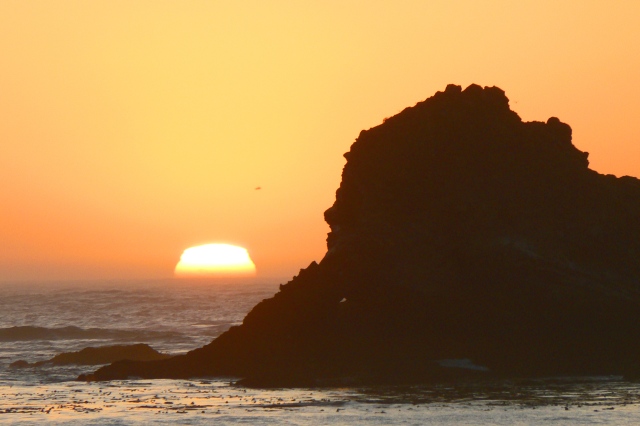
[[0, 326, 187, 342]]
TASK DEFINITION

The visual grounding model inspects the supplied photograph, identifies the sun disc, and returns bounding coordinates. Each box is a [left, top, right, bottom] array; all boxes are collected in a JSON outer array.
[[175, 243, 256, 277]]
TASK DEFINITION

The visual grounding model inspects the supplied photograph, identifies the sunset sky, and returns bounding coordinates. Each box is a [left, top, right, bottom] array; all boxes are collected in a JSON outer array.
[[1, 1, 639, 282]]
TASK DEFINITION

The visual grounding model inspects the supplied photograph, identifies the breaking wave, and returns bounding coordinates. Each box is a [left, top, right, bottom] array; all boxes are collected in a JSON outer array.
[[0, 326, 186, 342]]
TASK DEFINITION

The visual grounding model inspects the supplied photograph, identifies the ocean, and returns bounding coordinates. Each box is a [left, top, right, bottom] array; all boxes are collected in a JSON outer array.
[[1, 279, 639, 425]]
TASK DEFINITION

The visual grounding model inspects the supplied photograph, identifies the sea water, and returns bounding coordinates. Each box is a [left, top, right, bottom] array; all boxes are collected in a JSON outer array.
[[1, 280, 640, 425]]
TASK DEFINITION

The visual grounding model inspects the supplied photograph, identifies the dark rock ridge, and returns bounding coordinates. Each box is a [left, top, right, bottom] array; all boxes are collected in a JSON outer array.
[[11, 344, 170, 369], [88, 84, 640, 384]]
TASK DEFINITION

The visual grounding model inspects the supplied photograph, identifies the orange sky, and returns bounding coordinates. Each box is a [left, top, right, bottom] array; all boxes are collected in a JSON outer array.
[[1, 1, 640, 282]]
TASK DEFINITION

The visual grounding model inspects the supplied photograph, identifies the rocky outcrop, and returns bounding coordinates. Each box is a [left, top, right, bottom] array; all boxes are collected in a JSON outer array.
[[87, 84, 640, 384], [11, 344, 170, 368]]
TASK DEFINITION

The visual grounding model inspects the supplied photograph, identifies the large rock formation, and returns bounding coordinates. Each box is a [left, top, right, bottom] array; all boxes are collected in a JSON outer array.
[[88, 84, 640, 384]]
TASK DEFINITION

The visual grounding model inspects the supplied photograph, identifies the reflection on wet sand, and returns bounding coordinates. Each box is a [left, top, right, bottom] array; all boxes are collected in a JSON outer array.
[[2, 377, 640, 424]]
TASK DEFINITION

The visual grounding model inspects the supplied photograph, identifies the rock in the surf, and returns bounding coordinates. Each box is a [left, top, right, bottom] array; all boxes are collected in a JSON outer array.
[[11, 343, 170, 368]]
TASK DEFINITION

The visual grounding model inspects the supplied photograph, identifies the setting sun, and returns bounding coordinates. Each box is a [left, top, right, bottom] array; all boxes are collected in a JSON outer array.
[[174, 244, 256, 277]]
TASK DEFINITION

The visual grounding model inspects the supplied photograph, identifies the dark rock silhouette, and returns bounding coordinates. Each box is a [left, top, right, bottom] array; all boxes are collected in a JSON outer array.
[[87, 84, 640, 384], [9, 360, 30, 368], [11, 344, 170, 368]]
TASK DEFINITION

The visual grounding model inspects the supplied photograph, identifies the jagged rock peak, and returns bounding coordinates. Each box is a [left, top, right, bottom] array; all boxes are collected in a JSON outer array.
[[348, 83, 580, 164], [325, 84, 591, 250]]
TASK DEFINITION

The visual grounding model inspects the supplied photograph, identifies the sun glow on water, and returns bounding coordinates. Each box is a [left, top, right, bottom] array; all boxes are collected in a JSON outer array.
[[174, 244, 256, 277]]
